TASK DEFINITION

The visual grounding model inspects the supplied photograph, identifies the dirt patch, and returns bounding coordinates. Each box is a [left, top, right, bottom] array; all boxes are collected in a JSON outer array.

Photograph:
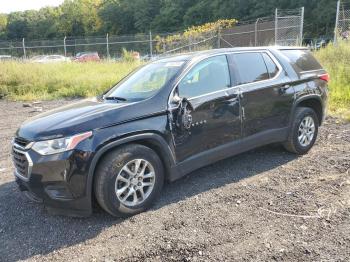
[[0, 100, 349, 261]]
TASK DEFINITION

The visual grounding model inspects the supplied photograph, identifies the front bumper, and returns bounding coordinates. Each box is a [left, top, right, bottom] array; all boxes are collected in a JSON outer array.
[[12, 144, 93, 217]]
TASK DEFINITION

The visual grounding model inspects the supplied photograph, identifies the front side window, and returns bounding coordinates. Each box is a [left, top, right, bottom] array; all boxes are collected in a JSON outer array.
[[178, 55, 230, 98], [233, 53, 270, 85]]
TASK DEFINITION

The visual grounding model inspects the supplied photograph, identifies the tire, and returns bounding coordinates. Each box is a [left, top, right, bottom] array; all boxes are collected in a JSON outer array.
[[283, 107, 319, 155], [94, 144, 164, 217]]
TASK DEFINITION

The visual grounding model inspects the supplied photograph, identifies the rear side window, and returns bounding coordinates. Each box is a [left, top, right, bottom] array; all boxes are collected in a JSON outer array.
[[232, 53, 270, 85], [281, 50, 322, 72]]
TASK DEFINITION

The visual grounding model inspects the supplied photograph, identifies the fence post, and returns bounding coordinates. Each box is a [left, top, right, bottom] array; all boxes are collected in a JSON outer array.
[[275, 8, 278, 45], [64, 36, 67, 57], [22, 38, 26, 59], [255, 18, 260, 46], [106, 33, 110, 59], [149, 31, 153, 58], [299, 7, 305, 46], [217, 26, 221, 48], [334, 0, 340, 45]]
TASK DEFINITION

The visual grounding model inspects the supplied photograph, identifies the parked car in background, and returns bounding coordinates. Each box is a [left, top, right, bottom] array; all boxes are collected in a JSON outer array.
[[12, 47, 328, 217], [30, 55, 71, 63], [341, 30, 349, 40], [0, 55, 13, 61], [73, 52, 100, 62]]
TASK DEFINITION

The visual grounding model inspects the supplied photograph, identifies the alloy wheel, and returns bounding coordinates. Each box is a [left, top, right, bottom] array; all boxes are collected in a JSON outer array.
[[115, 159, 155, 207], [298, 116, 315, 147]]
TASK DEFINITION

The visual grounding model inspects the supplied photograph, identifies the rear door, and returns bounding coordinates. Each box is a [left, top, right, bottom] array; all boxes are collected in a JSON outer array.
[[230, 51, 294, 137]]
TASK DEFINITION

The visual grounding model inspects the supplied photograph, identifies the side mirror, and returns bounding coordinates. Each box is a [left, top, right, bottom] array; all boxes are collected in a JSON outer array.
[[172, 93, 182, 104], [176, 97, 193, 131]]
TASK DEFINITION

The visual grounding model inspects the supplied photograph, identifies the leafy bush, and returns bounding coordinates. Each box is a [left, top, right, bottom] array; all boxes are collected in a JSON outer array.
[[315, 41, 350, 120], [121, 48, 139, 62], [155, 19, 237, 53]]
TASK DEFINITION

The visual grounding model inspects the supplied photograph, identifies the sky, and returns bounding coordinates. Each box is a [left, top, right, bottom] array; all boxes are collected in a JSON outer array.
[[0, 0, 64, 14]]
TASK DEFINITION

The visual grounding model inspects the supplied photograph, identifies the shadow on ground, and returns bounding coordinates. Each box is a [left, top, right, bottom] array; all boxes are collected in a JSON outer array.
[[0, 145, 297, 261]]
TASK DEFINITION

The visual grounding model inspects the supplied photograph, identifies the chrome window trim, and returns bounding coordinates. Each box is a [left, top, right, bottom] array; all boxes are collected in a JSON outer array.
[[12, 143, 33, 181], [299, 69, 324, 74], [167, 50, 283, 108]]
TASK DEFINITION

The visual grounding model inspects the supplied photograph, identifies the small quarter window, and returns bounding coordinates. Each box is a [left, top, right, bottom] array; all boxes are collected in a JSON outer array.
[[262, 53, 279, 78], [178, 55, 230, 98], [281, 50, 322, 72]]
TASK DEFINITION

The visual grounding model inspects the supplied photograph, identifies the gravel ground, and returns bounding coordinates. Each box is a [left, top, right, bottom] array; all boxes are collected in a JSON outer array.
[[0, 100, 349, 262]]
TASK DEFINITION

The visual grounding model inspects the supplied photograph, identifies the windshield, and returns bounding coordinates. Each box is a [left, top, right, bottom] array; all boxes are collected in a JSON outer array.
[[105, 61, 184, 102]]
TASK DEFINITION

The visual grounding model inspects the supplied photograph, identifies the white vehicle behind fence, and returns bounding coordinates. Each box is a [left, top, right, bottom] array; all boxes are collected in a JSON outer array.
[[30, 55, 71, 63]]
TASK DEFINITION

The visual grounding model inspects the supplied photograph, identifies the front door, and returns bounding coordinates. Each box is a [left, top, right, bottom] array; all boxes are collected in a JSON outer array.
[[170, 55, 241, 163]]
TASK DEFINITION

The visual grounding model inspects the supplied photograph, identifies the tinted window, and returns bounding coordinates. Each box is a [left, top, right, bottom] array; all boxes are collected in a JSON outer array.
[[233, 53, 269, 85], [178, 55, 230, 98], [262, 53, 279, 78], [281, 50, 322, 72]]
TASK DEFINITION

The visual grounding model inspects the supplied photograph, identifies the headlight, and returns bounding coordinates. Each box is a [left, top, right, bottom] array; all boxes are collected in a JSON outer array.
[[32, 131, 92, 155]]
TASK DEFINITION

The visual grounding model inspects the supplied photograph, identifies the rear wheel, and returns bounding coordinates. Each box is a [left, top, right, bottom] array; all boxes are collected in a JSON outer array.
[[283, 107, 319, 155], [94, 144, 164, 217]]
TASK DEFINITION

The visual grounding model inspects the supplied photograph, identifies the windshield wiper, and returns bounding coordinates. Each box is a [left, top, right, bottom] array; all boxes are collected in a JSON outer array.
[[104, 96, 127, 102]]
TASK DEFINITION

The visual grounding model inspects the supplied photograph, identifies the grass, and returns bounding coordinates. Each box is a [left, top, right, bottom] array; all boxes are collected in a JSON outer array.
[[314, 41, 350, 121], [0, 61, 140, 101]]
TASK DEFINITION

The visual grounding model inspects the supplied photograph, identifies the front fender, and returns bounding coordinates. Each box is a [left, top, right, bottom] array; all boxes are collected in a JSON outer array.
[[85, 132, 176, 209]]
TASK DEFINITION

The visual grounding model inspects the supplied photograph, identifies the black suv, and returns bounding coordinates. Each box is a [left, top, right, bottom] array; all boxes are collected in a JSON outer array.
[[12, 47, 328, 217]]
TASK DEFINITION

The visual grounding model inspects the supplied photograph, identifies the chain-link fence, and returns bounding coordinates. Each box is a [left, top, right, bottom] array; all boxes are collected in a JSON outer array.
[[0, 7, 305, 59], [334, 0, 350, 43], [275, 7, 304, 46], [162, 7, 305, 54], [220, 18, 275, 48]]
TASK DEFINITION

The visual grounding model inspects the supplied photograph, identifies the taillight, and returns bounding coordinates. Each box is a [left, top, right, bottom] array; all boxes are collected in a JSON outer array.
[[319, 73, 330, 82]]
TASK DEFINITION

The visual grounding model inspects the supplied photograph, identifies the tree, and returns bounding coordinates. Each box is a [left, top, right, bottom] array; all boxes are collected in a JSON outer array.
[[0, 0, 341, 40], [0, 14, 7, 39], [59, 0, 102, 36]]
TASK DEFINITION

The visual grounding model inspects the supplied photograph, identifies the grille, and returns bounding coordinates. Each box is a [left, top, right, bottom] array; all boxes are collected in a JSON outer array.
[[12, 148, 30, 179], [14, 137, 30, 148]]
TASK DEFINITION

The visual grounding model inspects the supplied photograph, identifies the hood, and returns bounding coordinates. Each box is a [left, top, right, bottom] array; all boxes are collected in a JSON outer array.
[[17, 98, 136, 141]]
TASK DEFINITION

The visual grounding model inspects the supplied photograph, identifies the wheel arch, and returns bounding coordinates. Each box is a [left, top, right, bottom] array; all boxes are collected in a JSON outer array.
[[86, 133, 176, 204], [292, 95, 324, 126]]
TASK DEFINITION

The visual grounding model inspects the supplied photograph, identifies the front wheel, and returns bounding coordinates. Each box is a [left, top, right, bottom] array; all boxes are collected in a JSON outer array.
[[94, 144, 164, 217], [283, 107, 319, 155]]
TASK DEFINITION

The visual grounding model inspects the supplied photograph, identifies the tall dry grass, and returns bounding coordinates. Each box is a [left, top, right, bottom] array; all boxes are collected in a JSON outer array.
[[0, 61, 140, 101]]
